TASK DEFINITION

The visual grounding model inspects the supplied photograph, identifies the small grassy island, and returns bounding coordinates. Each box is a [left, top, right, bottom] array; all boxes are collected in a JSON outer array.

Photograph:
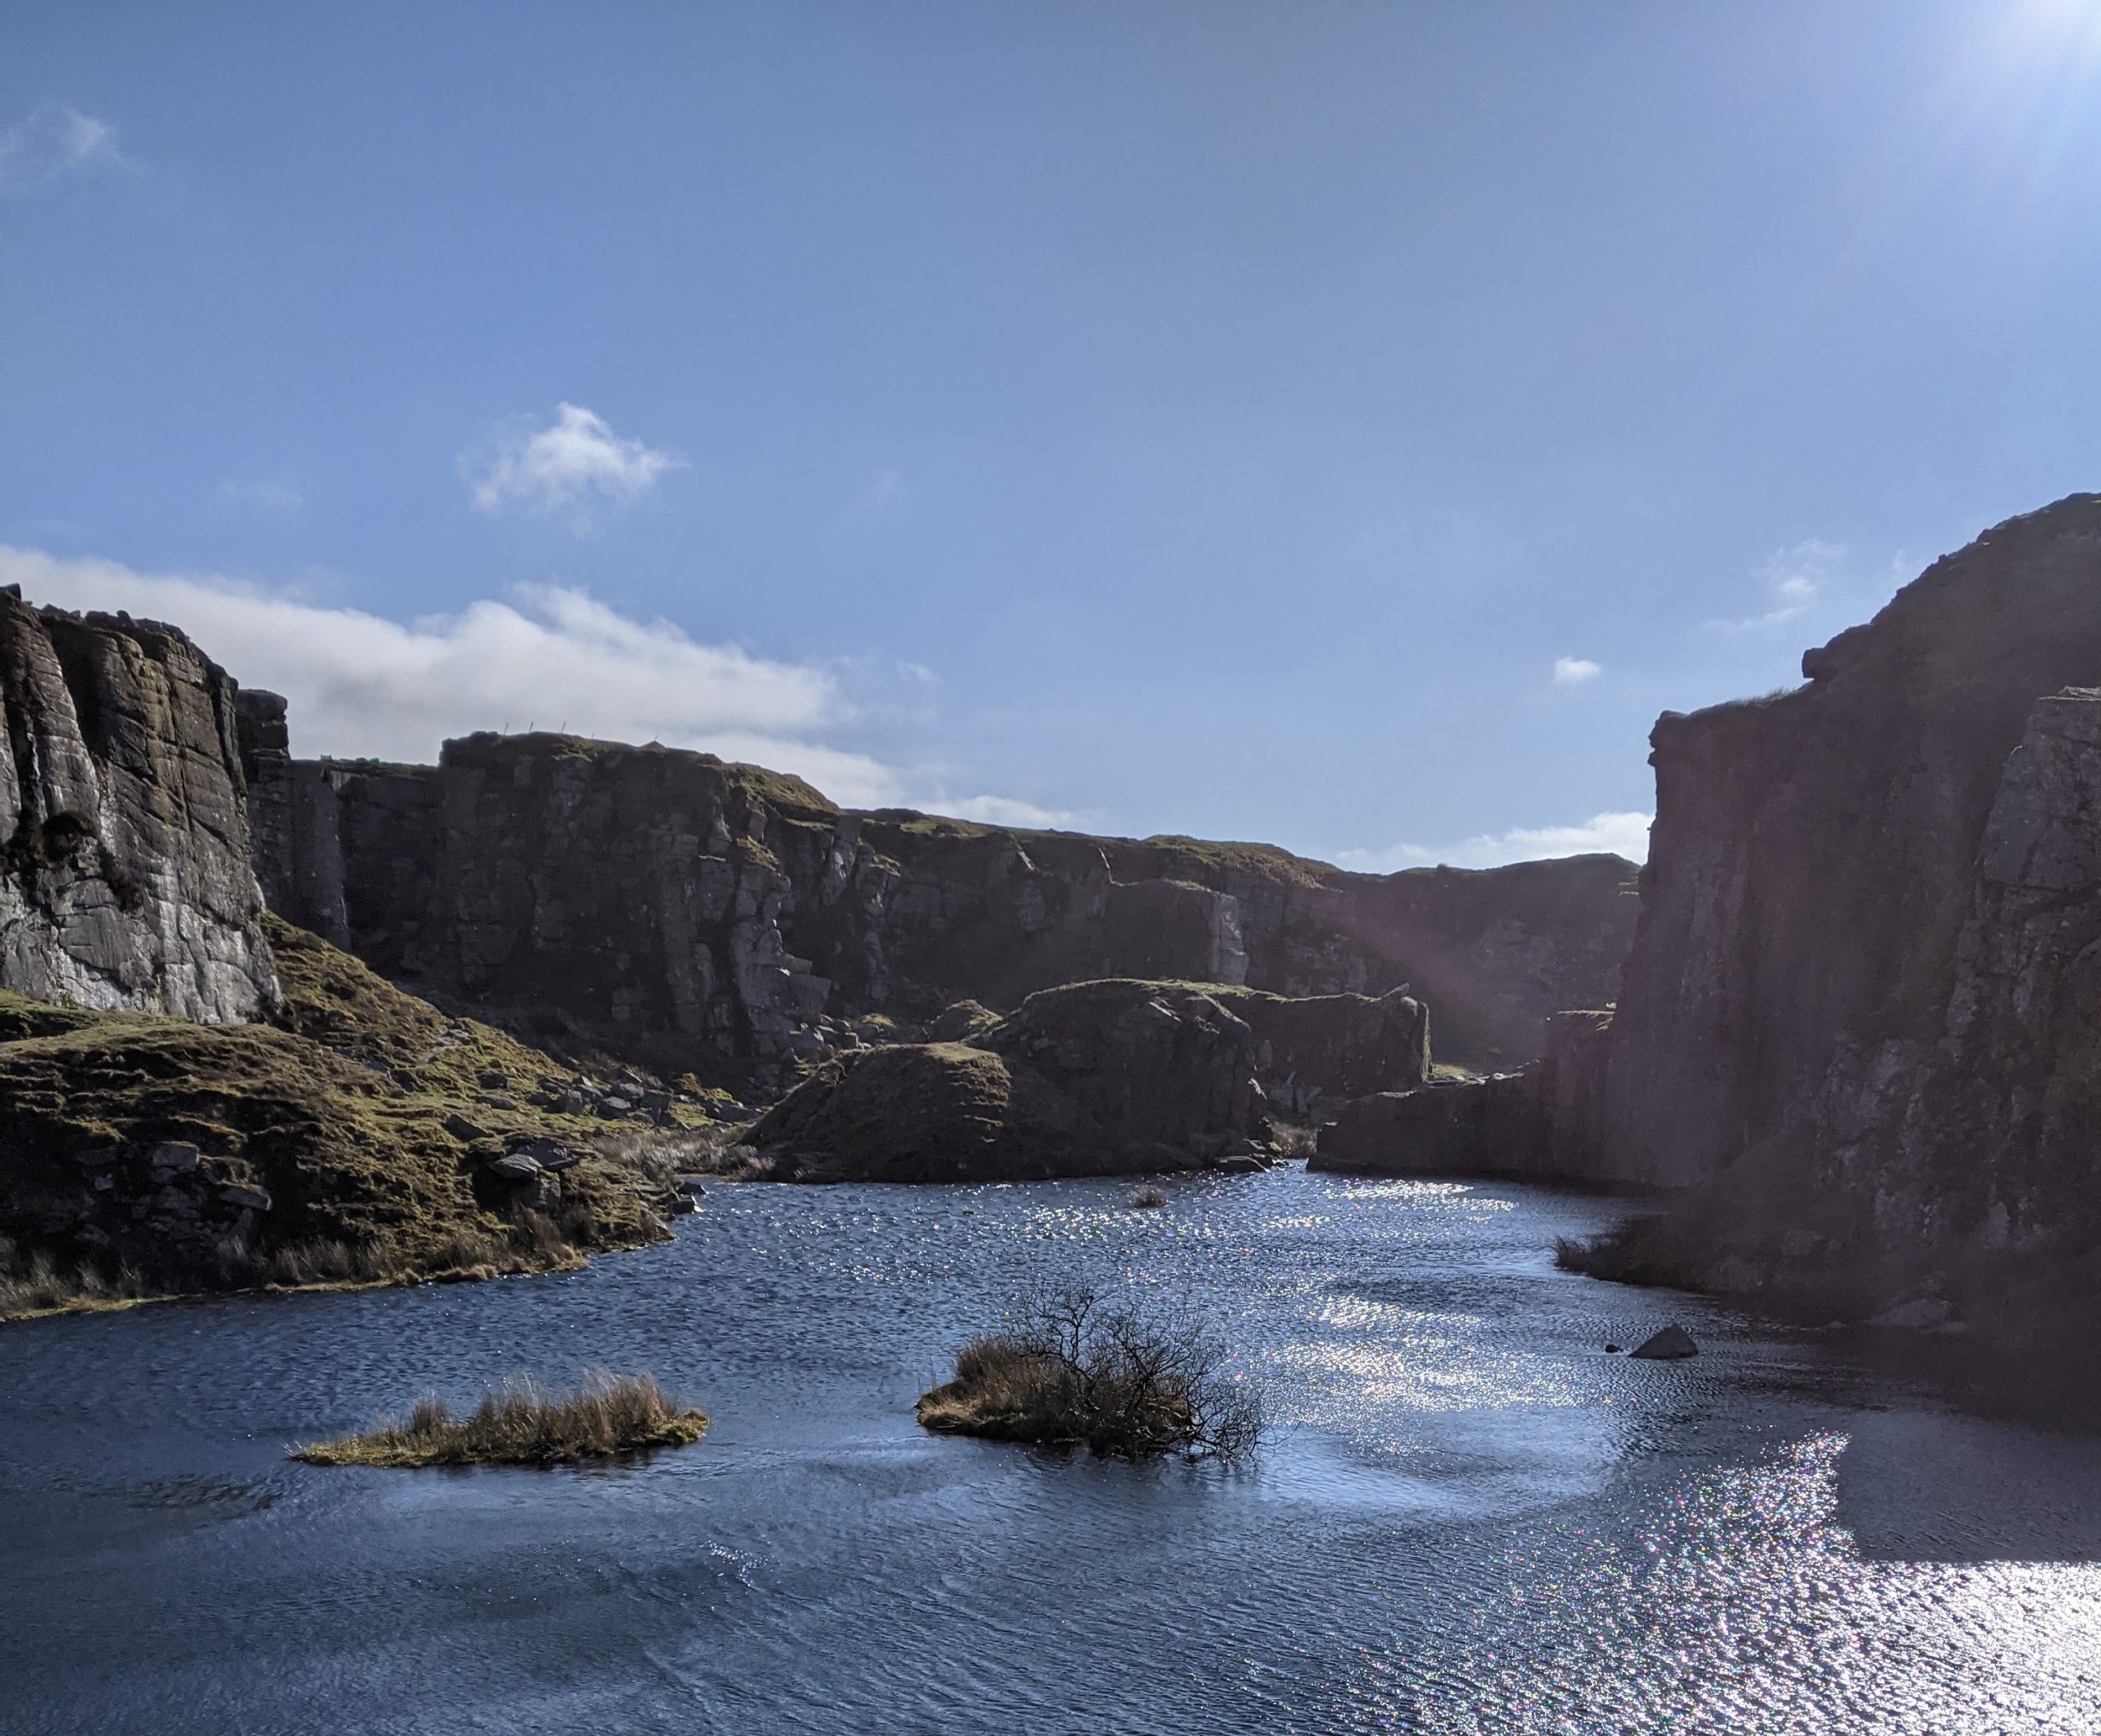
[[917, 1285, 1261, 1460], [292, 1372, 707, 1468]]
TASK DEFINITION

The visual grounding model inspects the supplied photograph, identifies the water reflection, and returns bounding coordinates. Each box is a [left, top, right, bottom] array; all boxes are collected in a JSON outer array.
[[1, 1166, 2096, 1734]]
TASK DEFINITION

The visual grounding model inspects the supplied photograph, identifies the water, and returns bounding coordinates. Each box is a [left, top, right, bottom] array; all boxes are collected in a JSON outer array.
[[3, 1166, 2099, 1734]]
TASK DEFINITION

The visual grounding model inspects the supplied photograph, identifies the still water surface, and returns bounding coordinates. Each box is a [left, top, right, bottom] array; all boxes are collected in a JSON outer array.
[[4, 1166, 2099, 1734]]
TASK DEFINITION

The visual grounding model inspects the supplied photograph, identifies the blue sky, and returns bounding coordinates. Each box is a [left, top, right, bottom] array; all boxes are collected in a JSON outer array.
[[5, 2, 2100, 867]]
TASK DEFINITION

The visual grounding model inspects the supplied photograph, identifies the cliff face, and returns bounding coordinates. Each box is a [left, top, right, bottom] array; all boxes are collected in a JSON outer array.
[[1, 589, 276, 1022], [1589, 494, 2101, 1315], [243, 720, 1636, 1084]]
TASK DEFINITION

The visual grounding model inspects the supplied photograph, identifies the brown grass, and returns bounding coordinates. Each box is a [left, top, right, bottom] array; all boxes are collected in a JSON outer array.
[[917, 1284, 1261, 1460], [291, 1372, 707, 1468]]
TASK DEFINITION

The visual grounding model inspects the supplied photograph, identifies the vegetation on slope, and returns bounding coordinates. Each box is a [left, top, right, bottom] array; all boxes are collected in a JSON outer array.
[[0, 915, 684, 1321], [292, 1372, 707, 1468]]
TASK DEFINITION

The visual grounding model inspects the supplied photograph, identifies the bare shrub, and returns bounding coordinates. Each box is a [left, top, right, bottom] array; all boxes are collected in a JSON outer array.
[[918, 1282, 1262, 1461], [1129, 1186, 1167, 1209]]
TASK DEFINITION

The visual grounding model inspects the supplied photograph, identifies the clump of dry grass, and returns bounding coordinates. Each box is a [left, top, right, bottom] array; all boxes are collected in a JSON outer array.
[[291, 1371, 708, 1468], [0, 1239, 153, 1316], [1129, 1186, 1167, 1209], [917, 1283, 1261, 1461], [596, 1122, 766, 1183], [1268, 1123, 1316, 1161]]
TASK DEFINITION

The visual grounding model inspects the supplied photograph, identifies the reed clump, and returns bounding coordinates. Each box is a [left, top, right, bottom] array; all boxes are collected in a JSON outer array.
[[917, 1283, 1261, 1461], [292, 1372, 707, 1468]]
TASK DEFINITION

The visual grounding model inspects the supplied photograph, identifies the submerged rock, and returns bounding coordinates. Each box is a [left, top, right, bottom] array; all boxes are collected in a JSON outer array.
[[1627, 1325, 1697, 1360]]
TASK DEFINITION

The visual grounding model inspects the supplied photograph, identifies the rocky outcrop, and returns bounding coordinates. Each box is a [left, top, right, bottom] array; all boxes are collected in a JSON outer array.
[[2, 589, 277, 1021], [1311, 1074, 1540, 1179], [1206, 984, 1430, 1117], [1549, 494, 2101, 1327], [743, 980, 1274, 1181], [0, 914, 676, 1314], [242, 723, 1636, 1086]]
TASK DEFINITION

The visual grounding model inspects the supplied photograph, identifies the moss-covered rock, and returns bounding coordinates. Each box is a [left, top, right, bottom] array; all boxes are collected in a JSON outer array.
[[0, 914, 676, 1321]]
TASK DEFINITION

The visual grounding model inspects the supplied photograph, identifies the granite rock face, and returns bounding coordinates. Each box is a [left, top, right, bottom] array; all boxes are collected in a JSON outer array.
[[1, 589, 276, 1021], [245, 726, 1636, 1084], [743, 981, 1273, 1181], [1563, 494, 2101, 1321]]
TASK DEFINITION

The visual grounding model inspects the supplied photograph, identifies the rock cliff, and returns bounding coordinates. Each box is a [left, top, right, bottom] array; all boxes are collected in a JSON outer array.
[[2, 588, 277, 1021], [1555, 494, 2101, 1326], [242, 721, 1636, 1087]]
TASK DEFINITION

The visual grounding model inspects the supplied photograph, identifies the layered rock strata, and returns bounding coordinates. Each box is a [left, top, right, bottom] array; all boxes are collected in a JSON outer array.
[[241, 721, 1636, 1083], [1, 589, 277, 1021]]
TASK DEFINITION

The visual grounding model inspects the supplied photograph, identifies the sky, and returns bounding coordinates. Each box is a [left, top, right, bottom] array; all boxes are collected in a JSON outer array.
[[5, 2, 2101, 869]]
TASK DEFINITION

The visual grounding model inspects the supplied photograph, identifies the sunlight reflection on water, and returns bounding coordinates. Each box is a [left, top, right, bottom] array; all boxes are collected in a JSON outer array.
[[2, 1166, 2097, 1734]]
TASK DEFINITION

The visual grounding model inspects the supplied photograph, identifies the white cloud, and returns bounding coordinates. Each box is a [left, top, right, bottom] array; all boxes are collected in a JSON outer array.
[[1711, 538, 1847, 631], [937, 795, 1078, 829], [460, 403, 683, 533], [1552, 655, 1601, 685], [0, 545, 915, 804], [1336, 810, 1652, 873], [0, 103, 129, 195], [217, 477, 304, 512]]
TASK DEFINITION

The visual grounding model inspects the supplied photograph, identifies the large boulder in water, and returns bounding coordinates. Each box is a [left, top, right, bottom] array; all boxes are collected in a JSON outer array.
[[743, 980, 1273, 1181]]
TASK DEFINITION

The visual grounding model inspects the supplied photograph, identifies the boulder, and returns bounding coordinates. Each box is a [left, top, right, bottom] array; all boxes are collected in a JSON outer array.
[[1627, 1325, 1698, 1360], [926, 998, 1001, 1043], [743, 980, 1274, 1182]]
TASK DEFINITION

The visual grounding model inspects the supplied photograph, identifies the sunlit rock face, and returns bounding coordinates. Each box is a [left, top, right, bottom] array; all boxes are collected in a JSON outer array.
[[244, 724, 1636, 1083], [0, 589, 277, 1021], [1595, 493, 2101, 1313]]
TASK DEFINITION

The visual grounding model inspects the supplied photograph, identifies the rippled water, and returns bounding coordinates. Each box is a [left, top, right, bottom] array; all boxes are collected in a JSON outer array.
[[4, 1166, 2099, 1734]]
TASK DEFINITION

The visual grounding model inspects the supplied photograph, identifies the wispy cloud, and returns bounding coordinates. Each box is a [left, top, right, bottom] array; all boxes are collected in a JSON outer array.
[[0, 103, 130, 195], [1710, 538, 1847, 631], [460, 403, 683, 534], [1336, 810, 1651, 873], [938, 794, 1078, 829], [1552, 655, 1601, 685]]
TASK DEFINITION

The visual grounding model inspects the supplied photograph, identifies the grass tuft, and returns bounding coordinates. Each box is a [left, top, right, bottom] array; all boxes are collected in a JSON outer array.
[[291, 1371, 707, 1468]]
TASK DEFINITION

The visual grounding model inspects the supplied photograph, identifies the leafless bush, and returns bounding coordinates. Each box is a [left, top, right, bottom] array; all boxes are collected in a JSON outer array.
[[918, 1282, 1262, 1461]]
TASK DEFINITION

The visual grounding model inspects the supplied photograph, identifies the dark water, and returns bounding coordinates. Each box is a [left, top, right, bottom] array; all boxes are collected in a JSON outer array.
[[4, 1166, 2099, 1734]]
